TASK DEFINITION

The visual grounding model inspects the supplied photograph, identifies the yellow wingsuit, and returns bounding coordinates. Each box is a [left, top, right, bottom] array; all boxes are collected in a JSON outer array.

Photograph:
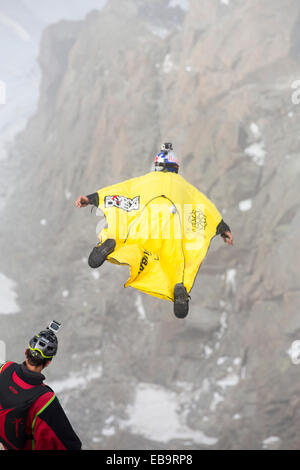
[[95, 171, 223, 302]]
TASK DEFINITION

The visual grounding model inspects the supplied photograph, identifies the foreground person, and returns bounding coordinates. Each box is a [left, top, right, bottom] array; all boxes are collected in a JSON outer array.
[[0, 321, 82, 450]]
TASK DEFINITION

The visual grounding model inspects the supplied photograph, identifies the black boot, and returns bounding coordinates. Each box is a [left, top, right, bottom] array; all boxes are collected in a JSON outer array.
[[88, 239, 116, 269], [174, 283, 189, 319]]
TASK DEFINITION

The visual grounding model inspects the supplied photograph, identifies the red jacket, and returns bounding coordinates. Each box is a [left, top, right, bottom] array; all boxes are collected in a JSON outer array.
[[0, 362, 82, 450]]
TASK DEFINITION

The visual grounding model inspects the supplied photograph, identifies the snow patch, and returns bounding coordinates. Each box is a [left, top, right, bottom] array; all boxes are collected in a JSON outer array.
[[217, 356, 228, 366], [62, 290, 69, 298], [287, 341, 300, 365], [120, 383, 218, 446], [204, 345, 214, 359], [250, 122, 262, 139], [185, 65, 198, 73], [239, 199, 252, 212], [135, 294, 146, 321], [233, 357, 242, 366], [162, 54, 174, 74], [49, 364, 103, 394], [40, 219, 47, 226], [244, 141, 266, 167], [151, 27, 170, 39], [168, 0, 190, 11], [216, 311, 228, 341], [217, 373, 239, 391], [65, 190, 72, 200], [0, 273, 20, 315], [226, 269, 237, 294], [262, 436, 281, 449], [92, 271, 100, 280], [105, 415, 115, 425], [220, 0, 230, 5], [210, 392, 224, 412], [102, 426, 115, 437]]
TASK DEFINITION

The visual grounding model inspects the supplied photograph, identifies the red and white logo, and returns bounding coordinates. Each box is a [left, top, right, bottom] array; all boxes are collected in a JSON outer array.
[[105, 195, 140, 212]]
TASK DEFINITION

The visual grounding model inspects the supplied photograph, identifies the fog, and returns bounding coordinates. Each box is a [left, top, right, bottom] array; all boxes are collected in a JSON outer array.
[[0, 0, 300, 451]]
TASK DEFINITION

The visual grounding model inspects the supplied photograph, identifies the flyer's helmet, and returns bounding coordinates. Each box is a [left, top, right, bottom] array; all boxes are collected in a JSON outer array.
[[28, 321, 61, 359], [154, 143, 179, 173]]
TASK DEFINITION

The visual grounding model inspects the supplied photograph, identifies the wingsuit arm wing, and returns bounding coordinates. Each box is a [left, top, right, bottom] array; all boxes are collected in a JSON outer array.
[[195, 188, 231, 240], [86, 175, 142, 210]]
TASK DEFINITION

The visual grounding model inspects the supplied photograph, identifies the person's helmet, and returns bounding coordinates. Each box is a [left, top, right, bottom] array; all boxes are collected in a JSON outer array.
[[28, 328, 58, 360], [154, 143, 179, 173]]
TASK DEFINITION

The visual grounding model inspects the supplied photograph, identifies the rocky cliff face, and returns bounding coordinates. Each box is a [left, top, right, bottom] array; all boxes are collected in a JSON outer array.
[[1, 0, 300, 450]]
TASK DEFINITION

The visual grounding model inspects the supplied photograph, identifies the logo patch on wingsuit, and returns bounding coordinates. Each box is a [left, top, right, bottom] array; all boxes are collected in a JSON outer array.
[[187, 209, 207, 232], [138, 252, 149, 274], [105, 195, 140, 212]]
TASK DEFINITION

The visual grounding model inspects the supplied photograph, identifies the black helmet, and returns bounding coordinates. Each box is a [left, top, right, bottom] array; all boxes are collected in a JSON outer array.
[[29, 329, 58, 360]]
